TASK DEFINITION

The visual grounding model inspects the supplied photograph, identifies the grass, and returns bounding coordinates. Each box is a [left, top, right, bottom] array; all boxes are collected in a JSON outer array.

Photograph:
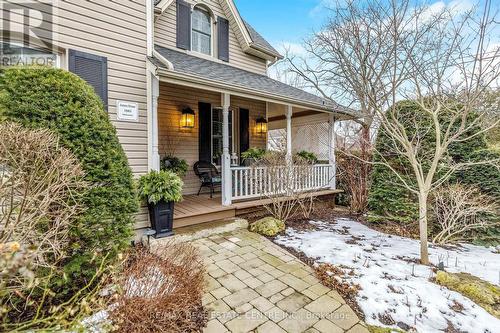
[[434, 271, 499, 318]]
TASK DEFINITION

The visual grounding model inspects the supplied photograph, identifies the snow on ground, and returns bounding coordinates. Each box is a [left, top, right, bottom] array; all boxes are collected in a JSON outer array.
[[275, 218, 500, 333]]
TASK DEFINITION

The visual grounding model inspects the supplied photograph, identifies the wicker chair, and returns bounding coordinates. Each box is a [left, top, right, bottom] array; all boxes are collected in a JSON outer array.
[[193, 161, 222, 198]]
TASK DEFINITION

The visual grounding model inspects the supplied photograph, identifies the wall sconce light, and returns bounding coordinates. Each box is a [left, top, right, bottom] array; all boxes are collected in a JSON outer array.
[[256, 117, 268, 134], [180, 107, 195, 129]]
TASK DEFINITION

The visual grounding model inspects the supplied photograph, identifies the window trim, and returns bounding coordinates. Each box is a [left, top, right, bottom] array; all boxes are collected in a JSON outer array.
[[191, 6, 213, 57], [0, 42, 61, 68]]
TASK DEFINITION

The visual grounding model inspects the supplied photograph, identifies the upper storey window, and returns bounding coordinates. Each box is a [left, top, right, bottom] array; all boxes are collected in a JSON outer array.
[[192, 8, 211, 55]]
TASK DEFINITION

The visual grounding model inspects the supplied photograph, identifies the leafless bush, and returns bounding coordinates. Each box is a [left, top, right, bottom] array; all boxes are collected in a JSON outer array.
[[0, 122, 87, 314], [111, 243, 207, 333], [336, 148, 371, 213], [0, 122, 87, 268], [432, 184, 499, 244], [253, 152, 317, 222]]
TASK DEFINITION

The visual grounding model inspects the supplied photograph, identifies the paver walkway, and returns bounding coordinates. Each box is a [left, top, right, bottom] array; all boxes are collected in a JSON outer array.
[[193, 227, 369, 333]]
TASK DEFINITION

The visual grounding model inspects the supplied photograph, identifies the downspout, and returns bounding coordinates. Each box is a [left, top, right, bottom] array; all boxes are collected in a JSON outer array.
[[146, 0, 160, 171]]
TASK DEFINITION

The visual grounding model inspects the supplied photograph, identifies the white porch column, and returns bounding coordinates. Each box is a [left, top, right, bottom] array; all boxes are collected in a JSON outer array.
[[328, 113, 336, 189], [222, 93, 232, 206], [286, 105, 293, 163], [151, 74, 161, 171]]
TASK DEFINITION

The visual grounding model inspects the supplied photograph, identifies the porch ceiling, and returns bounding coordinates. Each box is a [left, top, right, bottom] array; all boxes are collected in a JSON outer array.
[[152, 45, 358, 119]]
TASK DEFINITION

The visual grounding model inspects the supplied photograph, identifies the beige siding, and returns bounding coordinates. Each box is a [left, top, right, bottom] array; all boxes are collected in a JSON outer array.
[[155, 0, 268, 74], [158, 83, 266, 195], [2, 0, 150, 228]]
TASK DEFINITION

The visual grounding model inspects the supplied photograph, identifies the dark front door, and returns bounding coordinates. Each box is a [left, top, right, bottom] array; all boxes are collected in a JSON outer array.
[[198, 102, 211, 162], [239, 108, 250, 158]]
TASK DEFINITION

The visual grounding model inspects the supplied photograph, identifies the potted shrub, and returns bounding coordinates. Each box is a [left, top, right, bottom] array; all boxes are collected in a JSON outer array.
[[241, 148, 266, 166], [138, 170, 183, 238], [161, 154, 188, 177]]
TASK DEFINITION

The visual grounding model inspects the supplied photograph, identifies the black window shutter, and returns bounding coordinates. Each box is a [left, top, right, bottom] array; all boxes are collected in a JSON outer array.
[[217, 17, 229, 61], [176, 0, 191, 50], [239, 108, 249, 156], [68, 49, 108, 110], [198, 102, 212, 162]]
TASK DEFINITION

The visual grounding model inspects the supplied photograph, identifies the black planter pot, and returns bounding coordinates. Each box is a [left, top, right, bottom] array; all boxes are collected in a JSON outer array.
[[148, 199, 174, 238]]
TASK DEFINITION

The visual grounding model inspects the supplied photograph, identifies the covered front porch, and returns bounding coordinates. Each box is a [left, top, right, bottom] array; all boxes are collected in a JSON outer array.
[[174, 190, 341, 228], [148, 47, 355, 227]]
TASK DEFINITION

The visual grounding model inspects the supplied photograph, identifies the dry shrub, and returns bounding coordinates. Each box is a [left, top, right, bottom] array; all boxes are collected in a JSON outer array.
[[432, 184, 499, 244], [254, 152, 318, 222], [336, 148, 371, 213], [111, 243, 207, 333], [0, 122, 88, 325], [0, 122, 86, 268]]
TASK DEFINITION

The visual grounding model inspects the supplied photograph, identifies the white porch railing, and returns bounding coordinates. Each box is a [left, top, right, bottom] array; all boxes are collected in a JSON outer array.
[[231, 164, 334, 201]]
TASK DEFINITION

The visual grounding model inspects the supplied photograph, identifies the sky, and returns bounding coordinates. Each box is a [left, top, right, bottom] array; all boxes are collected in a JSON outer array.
[[233, 0, 330, 53], [233, 0, 494, 56]]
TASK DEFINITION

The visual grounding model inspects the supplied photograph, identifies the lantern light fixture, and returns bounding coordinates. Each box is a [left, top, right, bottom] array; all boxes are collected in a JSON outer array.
[[180, 107, 195, 128], [256, 117, 268, 134]]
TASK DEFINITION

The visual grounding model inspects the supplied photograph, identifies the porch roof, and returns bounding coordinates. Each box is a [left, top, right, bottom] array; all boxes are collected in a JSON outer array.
[[153, 45, 356, 118]]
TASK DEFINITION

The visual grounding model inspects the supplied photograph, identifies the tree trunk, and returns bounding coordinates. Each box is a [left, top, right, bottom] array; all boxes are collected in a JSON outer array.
[[418, 192, 430, 265]]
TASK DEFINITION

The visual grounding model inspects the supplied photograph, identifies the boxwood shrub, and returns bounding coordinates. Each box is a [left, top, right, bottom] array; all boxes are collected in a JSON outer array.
[[0, 66, 138, 291]]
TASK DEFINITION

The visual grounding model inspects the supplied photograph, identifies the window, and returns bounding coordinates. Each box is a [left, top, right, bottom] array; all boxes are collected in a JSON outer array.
[[0, 43, 59, 67], [192, 7, 211, 55]]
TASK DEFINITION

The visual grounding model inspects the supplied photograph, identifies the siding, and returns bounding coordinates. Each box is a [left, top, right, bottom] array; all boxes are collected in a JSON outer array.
[[1, 0, 150, 227], [158, 82, 266, 195], [155, 0, 268, 74]]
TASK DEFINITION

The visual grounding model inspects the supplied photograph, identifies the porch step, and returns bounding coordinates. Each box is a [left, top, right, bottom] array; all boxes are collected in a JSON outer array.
[[174, 208, 235, 228], [147, 218, 248, 251]]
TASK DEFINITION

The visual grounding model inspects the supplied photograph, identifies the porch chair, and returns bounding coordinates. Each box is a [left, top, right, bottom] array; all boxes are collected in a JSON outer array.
[[193, 161, 222, 198]]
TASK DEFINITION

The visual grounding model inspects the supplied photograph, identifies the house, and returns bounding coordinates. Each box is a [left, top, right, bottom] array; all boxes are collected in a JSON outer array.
[[1, 0, 354, 231]]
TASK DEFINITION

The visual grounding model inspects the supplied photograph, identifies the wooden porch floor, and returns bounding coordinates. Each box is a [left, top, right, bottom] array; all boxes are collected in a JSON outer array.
[[173, 189, 342, 228]]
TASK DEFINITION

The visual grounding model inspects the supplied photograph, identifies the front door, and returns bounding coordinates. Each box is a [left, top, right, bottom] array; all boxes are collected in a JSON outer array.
[[239, 108, 250, 159]]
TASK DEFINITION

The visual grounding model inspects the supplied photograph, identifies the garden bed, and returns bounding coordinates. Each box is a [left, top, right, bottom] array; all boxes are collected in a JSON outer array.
[[273, 217, 500, 332]]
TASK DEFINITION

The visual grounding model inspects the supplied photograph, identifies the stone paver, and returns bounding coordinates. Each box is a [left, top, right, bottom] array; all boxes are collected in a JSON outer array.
[[314, 319, 344, 333], [194, 227, 364, 333], [304, 295, 342, 315], [205, 319, 228, 333], [278, 308, 319, 333], [257, 320, 287, 333], [277, 292, 311, 313], [219, 274, 247, 292], [225, 308, 267, 333]]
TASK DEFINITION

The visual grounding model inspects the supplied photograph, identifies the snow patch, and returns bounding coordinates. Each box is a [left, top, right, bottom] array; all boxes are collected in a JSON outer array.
[[275, 218, 500, 333]]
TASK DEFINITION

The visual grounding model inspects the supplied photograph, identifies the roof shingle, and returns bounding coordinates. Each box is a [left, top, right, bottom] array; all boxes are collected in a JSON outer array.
[[154, 45, 352, 115], [243, 20, 282, 58]]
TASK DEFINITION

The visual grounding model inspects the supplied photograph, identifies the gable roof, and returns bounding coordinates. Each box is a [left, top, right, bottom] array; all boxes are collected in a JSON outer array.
[[243, 20, 281, 58], [153, 45, 354, 117], [155, 0, 282, 61]]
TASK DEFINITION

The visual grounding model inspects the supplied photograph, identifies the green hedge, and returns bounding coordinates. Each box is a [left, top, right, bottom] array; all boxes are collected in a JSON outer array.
[[368, 100, 500, 238], [0, 66, 137, 291]]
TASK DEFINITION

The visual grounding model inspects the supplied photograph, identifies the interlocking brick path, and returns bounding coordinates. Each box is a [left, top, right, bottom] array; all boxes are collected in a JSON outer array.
[[194, 229, 369, 333]]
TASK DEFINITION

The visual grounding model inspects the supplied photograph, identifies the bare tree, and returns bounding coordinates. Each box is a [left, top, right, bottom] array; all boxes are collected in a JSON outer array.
[[287, 0, 422, 212], [290, 0, 500, 264], [376, 1, 500, 264]]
